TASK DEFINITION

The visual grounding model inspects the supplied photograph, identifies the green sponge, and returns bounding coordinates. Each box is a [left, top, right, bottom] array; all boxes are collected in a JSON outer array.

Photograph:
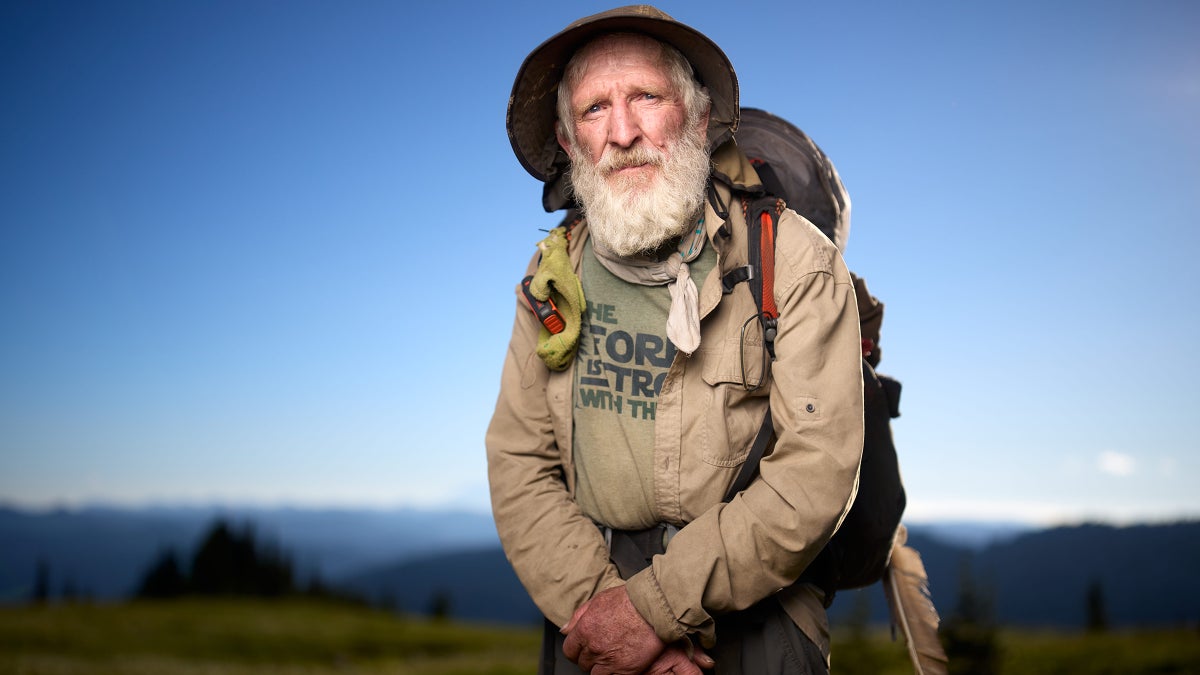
[[528, 227, 584, 371]]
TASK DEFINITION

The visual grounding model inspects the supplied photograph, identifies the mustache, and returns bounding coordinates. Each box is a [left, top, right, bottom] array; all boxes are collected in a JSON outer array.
[[597, 144, 665, 174]]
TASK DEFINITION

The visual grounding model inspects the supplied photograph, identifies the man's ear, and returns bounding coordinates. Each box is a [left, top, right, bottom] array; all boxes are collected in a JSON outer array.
[[696, 88, 711, 134], [555, 121, 571, 153]]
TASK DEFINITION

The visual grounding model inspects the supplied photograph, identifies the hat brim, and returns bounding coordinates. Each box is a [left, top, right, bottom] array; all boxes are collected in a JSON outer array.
[[507, 5, 739, 184]]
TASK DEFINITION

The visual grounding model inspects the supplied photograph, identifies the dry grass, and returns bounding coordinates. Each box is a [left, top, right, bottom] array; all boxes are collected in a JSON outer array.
[[2, 600, 1197, 674]]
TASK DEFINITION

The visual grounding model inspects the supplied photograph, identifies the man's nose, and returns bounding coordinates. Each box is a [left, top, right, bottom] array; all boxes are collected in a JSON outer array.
[[607, 101, 642, 148]]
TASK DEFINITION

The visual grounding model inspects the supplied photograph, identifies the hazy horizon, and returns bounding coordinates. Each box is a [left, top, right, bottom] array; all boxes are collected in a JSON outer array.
[[5, 494, 1197, 531]]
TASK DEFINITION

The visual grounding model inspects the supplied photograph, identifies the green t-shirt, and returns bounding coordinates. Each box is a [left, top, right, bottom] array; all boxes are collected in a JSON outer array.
[[572, 236, 717, 529]]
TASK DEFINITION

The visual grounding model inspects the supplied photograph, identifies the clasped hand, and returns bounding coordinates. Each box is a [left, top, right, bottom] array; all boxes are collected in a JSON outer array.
[[561, 586, 714, 674]]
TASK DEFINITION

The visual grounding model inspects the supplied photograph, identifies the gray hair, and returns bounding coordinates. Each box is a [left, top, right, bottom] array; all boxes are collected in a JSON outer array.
[[555, 33, 711, 149]]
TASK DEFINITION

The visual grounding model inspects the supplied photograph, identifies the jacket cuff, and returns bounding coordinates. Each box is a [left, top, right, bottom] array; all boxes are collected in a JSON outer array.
[[625, 567, 688, 644]]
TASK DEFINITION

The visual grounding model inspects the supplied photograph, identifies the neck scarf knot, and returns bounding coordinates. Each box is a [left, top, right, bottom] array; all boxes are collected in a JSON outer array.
[[591, 218, 706, 355]]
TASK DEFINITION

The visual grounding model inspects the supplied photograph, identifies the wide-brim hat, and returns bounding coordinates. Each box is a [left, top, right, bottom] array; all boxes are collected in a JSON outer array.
[[507, 4, 739, 189]]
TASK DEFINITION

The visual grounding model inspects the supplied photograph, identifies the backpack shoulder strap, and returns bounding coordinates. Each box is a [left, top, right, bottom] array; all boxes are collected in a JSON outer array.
[[741, 194, 785, 357], [724, 408, 773, 502], [721, 194, 785, 503]]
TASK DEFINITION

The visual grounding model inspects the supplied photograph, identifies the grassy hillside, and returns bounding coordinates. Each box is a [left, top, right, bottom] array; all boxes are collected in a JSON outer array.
[[1, 599, 1197, 674], [0, 599, 540, 674]]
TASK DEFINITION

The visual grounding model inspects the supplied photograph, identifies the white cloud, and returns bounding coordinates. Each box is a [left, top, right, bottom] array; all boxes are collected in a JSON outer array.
[[1098, 450, 1136, 477], [903, 498, 1079, 526], [902, 497, 1197, 527]]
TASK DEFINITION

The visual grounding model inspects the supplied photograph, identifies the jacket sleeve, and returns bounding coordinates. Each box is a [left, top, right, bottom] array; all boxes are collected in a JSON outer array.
[[624, 213, 865, 645], [485, 257, 625, 628]]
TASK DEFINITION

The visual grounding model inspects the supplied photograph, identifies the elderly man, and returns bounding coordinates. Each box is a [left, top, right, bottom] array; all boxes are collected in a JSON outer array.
[[487, 6, 864, 674]]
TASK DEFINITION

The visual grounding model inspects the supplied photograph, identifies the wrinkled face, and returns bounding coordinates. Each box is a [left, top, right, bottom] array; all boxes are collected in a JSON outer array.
[[554, 34, 713, 257], [556, 34, 696, 192]]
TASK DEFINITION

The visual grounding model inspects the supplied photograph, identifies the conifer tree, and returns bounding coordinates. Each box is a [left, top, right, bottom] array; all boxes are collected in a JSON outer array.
[[941, 557, 1000, 675], [136, 549, 187, 598], [1085, 579, 1108, 633]]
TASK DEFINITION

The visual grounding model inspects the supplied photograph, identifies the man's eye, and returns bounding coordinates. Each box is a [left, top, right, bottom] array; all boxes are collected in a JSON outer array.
[[585, 103, 602, 114], [642, 93, 657, 100]]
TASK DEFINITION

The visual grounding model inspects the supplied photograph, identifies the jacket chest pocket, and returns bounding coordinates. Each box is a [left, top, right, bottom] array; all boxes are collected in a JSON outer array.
[[696, 333, 772, 467]]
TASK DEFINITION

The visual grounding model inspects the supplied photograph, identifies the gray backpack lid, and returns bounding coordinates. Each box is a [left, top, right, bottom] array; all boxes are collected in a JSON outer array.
[[735, 108, 851, 251]]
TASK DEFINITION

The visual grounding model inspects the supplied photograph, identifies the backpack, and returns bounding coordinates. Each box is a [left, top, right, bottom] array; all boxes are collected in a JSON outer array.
[[721, 108, 907, 599]]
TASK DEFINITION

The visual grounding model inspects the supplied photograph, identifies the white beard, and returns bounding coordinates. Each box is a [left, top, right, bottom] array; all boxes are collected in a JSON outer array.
[[567, 122, 711, 257]]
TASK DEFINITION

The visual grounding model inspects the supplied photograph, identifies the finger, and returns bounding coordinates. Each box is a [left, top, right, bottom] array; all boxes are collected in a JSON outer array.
[[672, 657, 702, 675], [561, 630, 582, 662], [690, 644, 715, 670], [577, 649, 597, 673], [647, 648, 699, 675]]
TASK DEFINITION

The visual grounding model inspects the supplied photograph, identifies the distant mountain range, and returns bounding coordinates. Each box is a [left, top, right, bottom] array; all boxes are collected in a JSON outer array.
[[0, 504, 498, 601], [3, 504, 1196, 629]]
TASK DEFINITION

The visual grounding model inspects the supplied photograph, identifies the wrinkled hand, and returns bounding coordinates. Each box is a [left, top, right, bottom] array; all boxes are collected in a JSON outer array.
[[562, 586, 664, 674]]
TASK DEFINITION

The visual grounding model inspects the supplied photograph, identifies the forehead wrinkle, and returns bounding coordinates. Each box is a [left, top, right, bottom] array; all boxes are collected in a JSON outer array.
[[564, 33, 674, 101]]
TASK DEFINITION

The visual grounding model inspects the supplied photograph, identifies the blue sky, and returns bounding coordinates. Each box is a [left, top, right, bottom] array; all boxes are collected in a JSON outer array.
[[2, 0, 1197, 525]]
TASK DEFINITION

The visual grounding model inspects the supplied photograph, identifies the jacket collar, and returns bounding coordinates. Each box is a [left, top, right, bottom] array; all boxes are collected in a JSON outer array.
[[697, 139, 762, 319], [703, 139, 762, 256], [711, 139, 763, 195]]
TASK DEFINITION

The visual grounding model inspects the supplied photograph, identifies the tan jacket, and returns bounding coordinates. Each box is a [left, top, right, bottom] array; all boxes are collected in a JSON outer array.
[[486, 143, 864, 651]]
